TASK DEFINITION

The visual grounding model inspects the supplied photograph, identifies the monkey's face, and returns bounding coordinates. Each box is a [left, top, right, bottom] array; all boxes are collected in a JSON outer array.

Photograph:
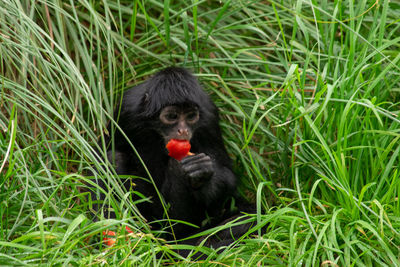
[[158, 105, 200, 143]]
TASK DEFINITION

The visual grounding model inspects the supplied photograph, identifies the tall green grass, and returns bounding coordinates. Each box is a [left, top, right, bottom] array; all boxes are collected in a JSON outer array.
[[1, 0, 400, 265]]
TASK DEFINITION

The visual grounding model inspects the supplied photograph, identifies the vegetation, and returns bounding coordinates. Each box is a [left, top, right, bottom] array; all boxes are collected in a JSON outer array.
[[1, 0, 400, 265]]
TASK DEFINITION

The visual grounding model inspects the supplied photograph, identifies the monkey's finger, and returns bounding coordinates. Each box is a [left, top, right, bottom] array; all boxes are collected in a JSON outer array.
[[183, 161, 213, 174], [186, 156, 212, 166], [188, 169, 213, 180], [181, 153, 210, 164]]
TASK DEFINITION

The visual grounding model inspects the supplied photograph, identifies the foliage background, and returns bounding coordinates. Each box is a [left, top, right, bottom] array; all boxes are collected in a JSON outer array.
[[1, 0, 400, 265]]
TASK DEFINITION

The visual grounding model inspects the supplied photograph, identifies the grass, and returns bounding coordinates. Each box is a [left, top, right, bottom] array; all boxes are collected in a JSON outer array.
[[1, 0, 400, 265]]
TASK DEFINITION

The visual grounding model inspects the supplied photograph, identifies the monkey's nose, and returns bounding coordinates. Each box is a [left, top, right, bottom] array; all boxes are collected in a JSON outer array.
[[178, 129, 189, 136]]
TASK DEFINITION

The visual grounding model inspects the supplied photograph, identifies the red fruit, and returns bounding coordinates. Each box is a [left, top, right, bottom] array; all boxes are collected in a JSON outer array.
[[102, 227, 133, 246], [102, 230, 116, 246], [166, 139, 191, 161]]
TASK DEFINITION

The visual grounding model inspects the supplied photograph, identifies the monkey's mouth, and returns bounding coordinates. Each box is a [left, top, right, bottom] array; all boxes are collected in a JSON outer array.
[[163, 136, 191, 144]]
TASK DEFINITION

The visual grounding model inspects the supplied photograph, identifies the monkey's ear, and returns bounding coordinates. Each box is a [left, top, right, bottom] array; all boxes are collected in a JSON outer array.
[[140, 92, 152, 116], [144, 93, 150, 102]]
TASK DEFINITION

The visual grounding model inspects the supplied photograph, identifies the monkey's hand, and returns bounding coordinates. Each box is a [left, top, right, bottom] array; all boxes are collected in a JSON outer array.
[[180, 153, 215, 189]]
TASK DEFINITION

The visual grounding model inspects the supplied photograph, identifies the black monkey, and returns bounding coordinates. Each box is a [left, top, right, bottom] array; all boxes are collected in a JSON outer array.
[[91, 67, 253, 247]]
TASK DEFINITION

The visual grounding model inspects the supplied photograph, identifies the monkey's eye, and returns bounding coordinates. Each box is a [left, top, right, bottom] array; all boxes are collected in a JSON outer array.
[[186, 111, 199, 123], [166, 113, 178, 121], [160, 111, 179, 124]]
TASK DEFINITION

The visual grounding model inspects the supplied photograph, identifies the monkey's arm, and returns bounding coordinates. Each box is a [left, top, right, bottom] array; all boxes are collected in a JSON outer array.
[[179, 153, 236, 205]]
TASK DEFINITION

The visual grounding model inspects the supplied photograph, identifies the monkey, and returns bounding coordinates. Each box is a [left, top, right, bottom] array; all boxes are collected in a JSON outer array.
[[90, 67, 256, 251]]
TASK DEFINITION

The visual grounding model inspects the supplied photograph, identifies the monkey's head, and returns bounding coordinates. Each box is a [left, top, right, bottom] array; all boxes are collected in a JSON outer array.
[[121, 67, 220, 146]]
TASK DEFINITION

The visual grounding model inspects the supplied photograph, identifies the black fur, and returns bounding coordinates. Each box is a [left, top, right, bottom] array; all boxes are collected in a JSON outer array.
[[91, 67, 253, 249]]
